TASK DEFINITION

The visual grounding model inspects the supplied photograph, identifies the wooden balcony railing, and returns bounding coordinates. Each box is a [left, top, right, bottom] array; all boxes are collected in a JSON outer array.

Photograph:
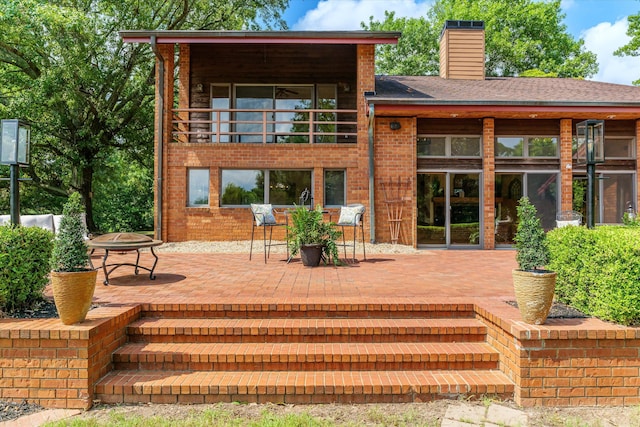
[[172, 108, 358, 144]]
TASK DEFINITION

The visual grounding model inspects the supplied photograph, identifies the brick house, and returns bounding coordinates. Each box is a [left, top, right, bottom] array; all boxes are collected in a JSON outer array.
[[121, 21, 640, 249]]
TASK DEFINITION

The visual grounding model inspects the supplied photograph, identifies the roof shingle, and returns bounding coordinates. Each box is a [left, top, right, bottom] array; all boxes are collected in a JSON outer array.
[[373, 76, 640, 106]]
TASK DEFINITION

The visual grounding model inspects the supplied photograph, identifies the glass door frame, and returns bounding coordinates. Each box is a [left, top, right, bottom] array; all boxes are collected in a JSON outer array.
[[417, 170, 483, 249]]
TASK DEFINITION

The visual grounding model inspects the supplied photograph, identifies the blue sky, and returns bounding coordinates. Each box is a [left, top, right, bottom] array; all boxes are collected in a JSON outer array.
[[283, 0, 640, 85]]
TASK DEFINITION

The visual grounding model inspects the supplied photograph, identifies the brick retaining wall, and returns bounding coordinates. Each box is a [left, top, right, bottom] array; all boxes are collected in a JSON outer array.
[[476, 300, 640, 407], [0, 305, 139, 409]]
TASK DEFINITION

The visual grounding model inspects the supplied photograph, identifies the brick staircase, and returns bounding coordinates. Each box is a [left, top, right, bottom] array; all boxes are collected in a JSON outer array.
[[95, 303, 514, 404]]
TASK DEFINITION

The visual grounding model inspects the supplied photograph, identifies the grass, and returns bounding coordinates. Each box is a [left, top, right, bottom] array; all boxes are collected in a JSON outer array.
[[41, 402, 640, 427], [42, 404, 443, 427], [44, 407, 329, 427]]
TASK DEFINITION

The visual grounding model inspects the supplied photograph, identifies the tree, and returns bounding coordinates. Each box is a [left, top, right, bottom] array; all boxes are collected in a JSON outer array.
[[364, 0, 598, 78], [615, 12, 640, 85], [0, 0, 287, 231]]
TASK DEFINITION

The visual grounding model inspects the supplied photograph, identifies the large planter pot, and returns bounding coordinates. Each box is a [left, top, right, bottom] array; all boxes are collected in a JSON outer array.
[[512, 269, 557, 325], [51, 270, 98, 325], [299, 244, 324, 267]]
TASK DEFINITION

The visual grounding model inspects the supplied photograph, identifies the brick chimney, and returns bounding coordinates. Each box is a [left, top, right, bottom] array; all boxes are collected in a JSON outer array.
[[439, 20, 485, 80]]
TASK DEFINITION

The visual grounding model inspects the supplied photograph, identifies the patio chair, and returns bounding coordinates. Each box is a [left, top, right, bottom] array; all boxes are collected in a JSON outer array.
[[249, 203, 288, 263], [336, 204, 366, 261]]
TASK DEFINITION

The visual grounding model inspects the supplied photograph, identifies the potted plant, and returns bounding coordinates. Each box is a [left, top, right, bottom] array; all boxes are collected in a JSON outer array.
[[50, 193, 97, 324], [287, 204, 341, 266], [512, 197, 556, 325]]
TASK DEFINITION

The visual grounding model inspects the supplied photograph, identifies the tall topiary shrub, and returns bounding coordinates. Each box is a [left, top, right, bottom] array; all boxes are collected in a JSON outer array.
[[514, 197, 550, 271], [0, 225, 53, 312], [51, 192, 91, 272]]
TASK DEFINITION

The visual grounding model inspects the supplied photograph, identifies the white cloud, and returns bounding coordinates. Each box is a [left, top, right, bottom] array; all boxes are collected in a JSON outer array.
[[582, 18, 640, 85], [292, 0, 430, 31]]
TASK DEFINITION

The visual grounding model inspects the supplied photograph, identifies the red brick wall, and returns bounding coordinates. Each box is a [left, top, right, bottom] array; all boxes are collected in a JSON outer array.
[[482, 118, 495, 249], [560, 119, 573, 212], [161, 43, 378, 243], [373, 117, 416, 245], [0, 306, 139, 409], [477, 303, 640, 407]]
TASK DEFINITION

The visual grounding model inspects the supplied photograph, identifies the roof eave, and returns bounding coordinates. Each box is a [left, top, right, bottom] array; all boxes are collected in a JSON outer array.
[[120, 30, 401, 45], [366, 99, 640, 108]]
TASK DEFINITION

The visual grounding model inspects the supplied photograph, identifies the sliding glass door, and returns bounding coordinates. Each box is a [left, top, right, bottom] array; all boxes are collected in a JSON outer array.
[[417, 172, 481, 247]]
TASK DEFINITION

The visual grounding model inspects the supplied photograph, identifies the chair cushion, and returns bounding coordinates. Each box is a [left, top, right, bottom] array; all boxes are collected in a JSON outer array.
[[251, 204, 276, 226], [20, 214, 55, 232], [338, 205, 364, 226]]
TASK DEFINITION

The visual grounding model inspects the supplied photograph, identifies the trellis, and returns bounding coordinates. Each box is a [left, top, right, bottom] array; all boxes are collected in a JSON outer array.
[[380, 177, 412, 244]]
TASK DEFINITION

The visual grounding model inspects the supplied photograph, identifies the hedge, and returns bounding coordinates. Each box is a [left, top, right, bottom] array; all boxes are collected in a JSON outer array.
[[0, 225, 54, 312], [547, 225, 640, 325]]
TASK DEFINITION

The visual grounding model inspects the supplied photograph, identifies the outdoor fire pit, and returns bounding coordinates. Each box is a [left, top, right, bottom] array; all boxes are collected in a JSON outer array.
[[88, 232, 162, 285]]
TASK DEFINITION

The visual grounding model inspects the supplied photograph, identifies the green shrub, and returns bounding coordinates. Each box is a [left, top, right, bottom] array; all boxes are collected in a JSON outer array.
[[0, 225, 53, 312], [51, 192, 92, 272], [548, 225, 640, 325], [515, 197, 550, 271]]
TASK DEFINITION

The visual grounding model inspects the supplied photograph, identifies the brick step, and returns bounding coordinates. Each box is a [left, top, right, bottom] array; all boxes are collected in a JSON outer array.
[[95, 369, 514, 404], [127, 318, 487, 343], [113, 342, 500, 371], [139, 303, 475, 319]]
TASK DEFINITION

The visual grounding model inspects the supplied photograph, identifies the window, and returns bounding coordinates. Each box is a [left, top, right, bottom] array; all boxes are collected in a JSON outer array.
[[316, 85, 338, 143], [495, 137, 524, 157], [188, 169, 210, 207], [236, 86, 274, 143], [211, 84, 230, 142], [221, 170, 263, 205], [605, 137, 635, 159], [213, 84, 338, 144], [527, 137, 558, 157], [324, 170, 346, 206], [417, 136, 480, 157], [221, 169, 312, 206], [496, 136, 558, 157], [418, 137, 445, 156]]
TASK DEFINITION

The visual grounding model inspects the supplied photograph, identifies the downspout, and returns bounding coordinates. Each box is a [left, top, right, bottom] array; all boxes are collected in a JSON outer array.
[[150, 36, 164, 241], [367, 103, 376, 243]]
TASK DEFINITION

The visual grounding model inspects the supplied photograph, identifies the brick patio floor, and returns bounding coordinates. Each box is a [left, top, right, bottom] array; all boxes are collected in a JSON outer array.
[[81, 249, 518, 306]]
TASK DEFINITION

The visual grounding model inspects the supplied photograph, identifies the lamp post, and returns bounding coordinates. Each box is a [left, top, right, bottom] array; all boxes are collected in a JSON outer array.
[[1, 119, 30, 226], [576, 120, 604, 229]]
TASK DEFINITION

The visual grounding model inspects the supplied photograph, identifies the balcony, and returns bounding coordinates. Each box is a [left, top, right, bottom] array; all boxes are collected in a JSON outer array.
[[172, 108, 358, 144]]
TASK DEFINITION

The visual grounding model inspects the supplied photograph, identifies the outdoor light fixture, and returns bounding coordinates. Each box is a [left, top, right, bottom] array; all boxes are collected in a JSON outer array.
[[389, 121, 401, 131], [1, 119, 31, 225], [576, 119, 605, 229], [1, 119, 30, 166]]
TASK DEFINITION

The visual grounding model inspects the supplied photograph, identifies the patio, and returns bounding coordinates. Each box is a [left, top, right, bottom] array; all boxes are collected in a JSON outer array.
[[2, 247, 639, 410], [83, 249, 518, 304]]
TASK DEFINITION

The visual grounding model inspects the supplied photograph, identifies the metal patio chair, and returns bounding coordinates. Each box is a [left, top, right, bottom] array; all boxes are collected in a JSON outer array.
[[336, 203, 366, 261], [249, 203, 288, 263]]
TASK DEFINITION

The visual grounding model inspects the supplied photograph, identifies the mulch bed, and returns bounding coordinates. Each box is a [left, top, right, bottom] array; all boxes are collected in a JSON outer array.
[[506, 300, 590, 319]]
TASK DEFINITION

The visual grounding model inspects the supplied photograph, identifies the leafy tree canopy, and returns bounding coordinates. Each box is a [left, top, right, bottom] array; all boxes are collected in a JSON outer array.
[[364, 0, 598, 78], [614, 12, 640, 85], [0, 0, 287, 230]]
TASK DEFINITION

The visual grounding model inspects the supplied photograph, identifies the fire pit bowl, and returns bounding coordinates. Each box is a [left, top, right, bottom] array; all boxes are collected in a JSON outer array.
[[88, 233, 162, 285]]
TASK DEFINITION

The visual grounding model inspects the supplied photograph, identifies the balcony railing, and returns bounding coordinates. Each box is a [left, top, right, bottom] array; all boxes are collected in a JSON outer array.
[[172, 108, 358, 144]]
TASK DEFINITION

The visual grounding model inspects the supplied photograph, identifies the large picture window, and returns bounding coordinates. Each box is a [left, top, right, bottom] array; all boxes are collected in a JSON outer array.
[[188, 169, 210, 207], [221, 169, 312, 206], [417, 136, 481, 157], [212, 84, 338, 144]]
